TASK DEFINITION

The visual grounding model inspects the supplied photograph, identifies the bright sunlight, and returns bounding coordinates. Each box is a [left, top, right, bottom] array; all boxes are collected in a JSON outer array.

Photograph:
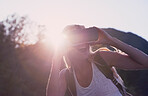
[[44, 31, 68, 49]]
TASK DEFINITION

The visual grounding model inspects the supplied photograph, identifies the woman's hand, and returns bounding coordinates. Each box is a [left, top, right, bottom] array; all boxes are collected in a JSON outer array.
[[91, 27, 114, 46]]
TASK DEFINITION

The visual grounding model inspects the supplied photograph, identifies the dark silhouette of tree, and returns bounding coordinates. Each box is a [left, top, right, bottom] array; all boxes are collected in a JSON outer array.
[[0, 14, 51, 96]]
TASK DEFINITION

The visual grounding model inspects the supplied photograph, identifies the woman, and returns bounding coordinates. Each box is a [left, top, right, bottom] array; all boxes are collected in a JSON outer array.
[[46, 25, 148, 96]]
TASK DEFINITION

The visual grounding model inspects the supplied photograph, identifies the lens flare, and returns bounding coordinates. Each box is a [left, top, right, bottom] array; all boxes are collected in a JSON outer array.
[[44, 32, 67, 49]]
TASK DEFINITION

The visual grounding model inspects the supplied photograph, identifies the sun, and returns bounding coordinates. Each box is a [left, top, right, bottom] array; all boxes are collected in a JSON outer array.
[[43, 31, 67, 49]]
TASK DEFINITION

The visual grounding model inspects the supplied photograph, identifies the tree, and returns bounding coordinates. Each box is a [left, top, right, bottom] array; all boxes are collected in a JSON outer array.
[[0, 14, 50, 96]]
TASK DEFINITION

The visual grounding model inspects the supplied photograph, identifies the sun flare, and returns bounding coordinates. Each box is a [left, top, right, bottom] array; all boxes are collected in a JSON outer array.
[[44, 31, 67, 49]]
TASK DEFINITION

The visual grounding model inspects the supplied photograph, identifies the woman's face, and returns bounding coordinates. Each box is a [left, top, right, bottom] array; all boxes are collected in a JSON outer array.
[[67, 44, 90, 62]]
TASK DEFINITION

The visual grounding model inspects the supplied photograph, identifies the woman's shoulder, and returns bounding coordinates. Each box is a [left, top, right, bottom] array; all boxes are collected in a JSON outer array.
[[60, 68, 68, 76], [59, 68, 69, 81]]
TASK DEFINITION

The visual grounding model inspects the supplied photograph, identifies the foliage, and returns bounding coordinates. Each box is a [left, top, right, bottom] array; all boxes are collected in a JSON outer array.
[[1, 13, 46, 47], [0, 14, 52, 96]]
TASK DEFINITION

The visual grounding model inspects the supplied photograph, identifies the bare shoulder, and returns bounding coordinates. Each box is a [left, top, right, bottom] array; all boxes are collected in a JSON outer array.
[[59, 68, 68, 79], [52, 68, 67, 96]]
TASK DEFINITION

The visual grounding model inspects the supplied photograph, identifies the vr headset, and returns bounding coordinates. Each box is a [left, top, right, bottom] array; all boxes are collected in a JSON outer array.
[[65, 27, 99, 46]]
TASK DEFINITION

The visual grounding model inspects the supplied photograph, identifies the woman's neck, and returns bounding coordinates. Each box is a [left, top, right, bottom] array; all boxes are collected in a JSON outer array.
[[72, 58, 92, 74]]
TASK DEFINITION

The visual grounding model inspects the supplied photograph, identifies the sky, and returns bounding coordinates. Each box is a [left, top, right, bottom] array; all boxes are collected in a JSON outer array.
[[0, 0, 148, 41]]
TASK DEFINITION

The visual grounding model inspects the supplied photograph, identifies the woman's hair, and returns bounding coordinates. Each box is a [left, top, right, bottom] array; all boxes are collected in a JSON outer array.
[[63, 25, 85, 35], [62, 24, 87, 69]]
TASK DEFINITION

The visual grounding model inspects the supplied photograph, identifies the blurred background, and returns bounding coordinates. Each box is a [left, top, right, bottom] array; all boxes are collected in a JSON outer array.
[[0, 0, 148, 96]]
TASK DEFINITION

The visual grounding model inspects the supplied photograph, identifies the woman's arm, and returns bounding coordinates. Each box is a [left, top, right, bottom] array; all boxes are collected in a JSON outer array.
[[111, 37, 148, 68], [46, 53, 67, 96], [99, 43, 148, 70], [94, 27, 148, 69]]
